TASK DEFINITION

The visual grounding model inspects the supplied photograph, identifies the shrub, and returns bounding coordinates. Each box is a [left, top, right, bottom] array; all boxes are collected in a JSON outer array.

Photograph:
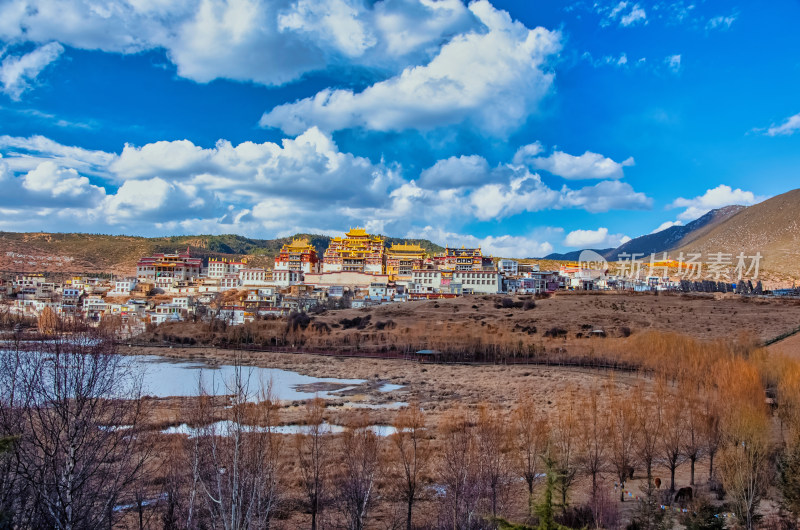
[[340, 316, 369, 329], [287, 311, 311, 331], [311, 321, 331, 334], [544, 327, 567, 338]]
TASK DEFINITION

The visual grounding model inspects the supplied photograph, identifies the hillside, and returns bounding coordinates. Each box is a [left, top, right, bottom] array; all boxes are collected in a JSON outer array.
[[0, 232, 444, 276], [605, 205, 746, 260], [671, 188, 800, 280]]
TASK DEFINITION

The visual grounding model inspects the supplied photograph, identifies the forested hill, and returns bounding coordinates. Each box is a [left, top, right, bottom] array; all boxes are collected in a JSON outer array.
[[0, 232, 444, 276]]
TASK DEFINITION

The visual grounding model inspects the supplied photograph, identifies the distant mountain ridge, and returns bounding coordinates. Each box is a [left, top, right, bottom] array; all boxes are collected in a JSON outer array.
[[542, 205, 745, 262], [603, 204, 746, 261], [671, 188, 800, 279], [543, 248, 615, 261], [545, 188, 800, 280]]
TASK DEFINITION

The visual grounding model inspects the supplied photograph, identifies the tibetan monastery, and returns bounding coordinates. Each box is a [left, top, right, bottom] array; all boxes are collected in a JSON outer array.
[[432, 246, 494, 271], [386, 242, 426, 280], [274, 238, 319, 274], [136, 248, 202, 286], [322, 228, 385, 274]]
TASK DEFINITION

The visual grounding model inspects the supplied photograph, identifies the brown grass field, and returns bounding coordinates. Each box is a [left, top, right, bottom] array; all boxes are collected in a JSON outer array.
[[108, 291, 800, 528]]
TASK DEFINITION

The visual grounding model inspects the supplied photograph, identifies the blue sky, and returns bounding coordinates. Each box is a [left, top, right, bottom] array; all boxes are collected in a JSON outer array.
[[0, 0, 798, 257]]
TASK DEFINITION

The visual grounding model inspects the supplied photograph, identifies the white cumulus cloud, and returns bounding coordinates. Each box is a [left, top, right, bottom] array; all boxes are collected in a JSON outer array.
[[0, 0, 481, 87], [665, 54, 682, 74], [527, 150, 634, 180], [260, 0, 561, 136], [764, 112, 800, 137], [0, 131, 654, 246], [650, 220, 682, 234], [0, 42, 64, 99], [560, 180, 652, 213], [600, 2, 646, 27], [418, 155, 491, 189], [669, 184, 762, 221], [706, 14, 736, 31], [406, 225, 556, 258], [564, 227, 630, 248]]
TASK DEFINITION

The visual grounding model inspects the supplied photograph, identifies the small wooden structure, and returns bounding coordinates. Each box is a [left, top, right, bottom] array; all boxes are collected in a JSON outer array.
[[415, 349, 443, 363]]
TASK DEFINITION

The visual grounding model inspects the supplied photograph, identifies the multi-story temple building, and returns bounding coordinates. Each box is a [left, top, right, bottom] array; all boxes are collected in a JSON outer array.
[[274, 238, 319, 274], [207, 257, 247, 278], [431, 246, 494, 271], [386, 242, 426, 280], [322, 228, 385, 274], [136, 248, 203, 287]]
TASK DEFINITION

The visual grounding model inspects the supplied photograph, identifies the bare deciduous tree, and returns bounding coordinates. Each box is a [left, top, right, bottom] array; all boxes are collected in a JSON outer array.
[[719, 408, 772, 530], [511, 393, 548, 519], [551, 393, 579, 512], [577, 383, 610, 518], [607, 384, 638, 502], [390, 401, 430, 530], [0, 330, 151, 529], [659, 383, 687, 493], [296, 397, 332, 530], [475, 404, 511, 521], [335, 414, 381, 530], [680, 380, 704, 487], [436, 408, 480, 530], [634, 382, 663, 493], [188, 361, 284, 530]]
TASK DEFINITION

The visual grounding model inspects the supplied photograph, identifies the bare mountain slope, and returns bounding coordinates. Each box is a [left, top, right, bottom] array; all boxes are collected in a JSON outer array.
[[606, 205, 746, 260], [671, 188, 800, 279]]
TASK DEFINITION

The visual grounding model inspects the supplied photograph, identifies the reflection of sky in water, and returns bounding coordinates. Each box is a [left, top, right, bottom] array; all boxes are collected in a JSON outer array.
[[378, 383, 405, 392], [162, 421, 397, 437], [130, 356, 364, 401]]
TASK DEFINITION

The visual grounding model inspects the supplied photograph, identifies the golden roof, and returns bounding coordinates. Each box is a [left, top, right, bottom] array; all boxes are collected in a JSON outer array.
[[388, 242, 425, 253], [346, 227, 369, 237], [283, 238, 314, 251]]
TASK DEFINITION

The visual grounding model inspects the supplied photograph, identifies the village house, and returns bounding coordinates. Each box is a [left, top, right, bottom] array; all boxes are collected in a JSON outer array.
[[207, 257, 247, 279], [239, 267, 272, 287], [83, 296, 108, 321], [136, 249, 202, 288], [273, 269, 302, 287], [109, 278, 137, 296], [452, 270, 500, 294], [497, 259, 519, 276], [220, 273, 241, 291]]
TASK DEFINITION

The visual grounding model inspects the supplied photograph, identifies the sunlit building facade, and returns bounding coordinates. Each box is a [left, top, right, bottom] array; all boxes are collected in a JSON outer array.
[[274, 238, 319, 274], [386, 242, 426, 280], [322, 228, 385, 274]]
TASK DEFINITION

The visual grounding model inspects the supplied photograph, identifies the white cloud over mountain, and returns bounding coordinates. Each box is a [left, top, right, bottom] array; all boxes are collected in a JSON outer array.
[[405, 226, 557, 258], [669, 184, 761, 221], [564, 227, 630, 248], [0, 131, 654, 254]]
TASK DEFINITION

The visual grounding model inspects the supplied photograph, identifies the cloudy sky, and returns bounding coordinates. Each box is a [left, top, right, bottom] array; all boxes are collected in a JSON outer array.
[[0, 0, 798, 257]]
